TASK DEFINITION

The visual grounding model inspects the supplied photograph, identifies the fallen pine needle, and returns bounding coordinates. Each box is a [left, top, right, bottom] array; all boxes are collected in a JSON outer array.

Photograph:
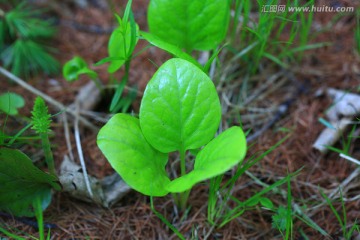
[[340, 153, 360, 166]]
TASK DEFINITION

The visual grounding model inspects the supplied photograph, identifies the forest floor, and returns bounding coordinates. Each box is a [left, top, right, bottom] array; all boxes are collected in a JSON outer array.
[[1, 0, 360, 239]]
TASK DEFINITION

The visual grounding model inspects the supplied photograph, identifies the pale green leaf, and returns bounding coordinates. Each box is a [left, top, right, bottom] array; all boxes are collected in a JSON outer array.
[[97, 114, 170, 196], [107, 22, 139, 73], [139, 58, 221, 153], [260, 197, 274, 209], [148, 0, 230, 51], [166, 126, 247, 192], [0, 92, 25, 115]]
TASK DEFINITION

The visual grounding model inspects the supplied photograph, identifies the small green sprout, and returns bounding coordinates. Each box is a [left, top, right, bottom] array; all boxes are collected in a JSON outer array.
[[31, 97, 55, 176], [62, 56, 103, 91]]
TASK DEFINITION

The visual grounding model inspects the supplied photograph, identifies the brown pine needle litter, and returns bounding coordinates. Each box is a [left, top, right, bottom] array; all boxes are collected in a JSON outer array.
[[1, 0, 360, 239]]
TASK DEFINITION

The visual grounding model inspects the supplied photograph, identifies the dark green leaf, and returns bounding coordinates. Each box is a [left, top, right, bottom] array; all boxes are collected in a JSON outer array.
[[0, 148, 61, 217]]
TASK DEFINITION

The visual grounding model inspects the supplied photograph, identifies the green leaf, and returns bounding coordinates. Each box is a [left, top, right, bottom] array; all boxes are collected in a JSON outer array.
[[0, 147, 61, 217], [107, 22, 139, 73], [97, 114, 170, 196], [140, 31, 201, 69], [260, 197, 274, 209], [246, 197, 260, 207], [0, 92, 25, 115], [148, 0, 230, 52], [62, 56, 97, 82], [272, 206, 288, 230], [122, 0, 133, 26], [166, 126, 247, 192], [139, 58, 221, 153], [109, 78, 127, 112]]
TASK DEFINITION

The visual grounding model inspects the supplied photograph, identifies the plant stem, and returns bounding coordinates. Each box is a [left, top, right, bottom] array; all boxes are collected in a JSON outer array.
[[178, 147, 190, 212], [40, 133, 56, 176], [180, 147, 186, 177]]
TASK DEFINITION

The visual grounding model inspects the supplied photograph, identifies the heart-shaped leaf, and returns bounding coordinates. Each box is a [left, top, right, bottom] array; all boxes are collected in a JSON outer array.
[[97, 114, 170, 196], [148, 0, 230, 52], [139, 58, 221, 153], [0, 92, 25, 115], [0, 147, 61, 217], [166, 126, 247, 192]]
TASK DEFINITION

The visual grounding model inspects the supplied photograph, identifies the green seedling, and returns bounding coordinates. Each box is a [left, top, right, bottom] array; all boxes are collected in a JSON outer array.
[[105, 0, 139, 113], [106, 2, 138, 73], [97, 58, 247, 210], [62, 56, 103, 91], [147, 0, 230, 53], [31, 97, 56, 176], [0, 92, 25, 115], [64, 0, 139, 114]]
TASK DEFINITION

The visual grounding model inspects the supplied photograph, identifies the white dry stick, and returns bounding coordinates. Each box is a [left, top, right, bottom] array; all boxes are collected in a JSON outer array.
[[326, 88, 360, 122], [0, 66, 98, 131], [313, 118, 352, 153], [74, 101, 93, 198], [313, 88, 360, 153]]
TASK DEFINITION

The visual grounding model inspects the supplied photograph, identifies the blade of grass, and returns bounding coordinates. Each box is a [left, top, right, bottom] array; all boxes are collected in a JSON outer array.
[[150, 196, 185, 240]]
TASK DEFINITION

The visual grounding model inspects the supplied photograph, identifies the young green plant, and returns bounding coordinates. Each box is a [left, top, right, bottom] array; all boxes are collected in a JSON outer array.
[[31, 97, 56, 176], [63, 0, 139, 113], [0, 97, 61, 234], [62, 56, 102, 91], [97, 58, 247, 211]]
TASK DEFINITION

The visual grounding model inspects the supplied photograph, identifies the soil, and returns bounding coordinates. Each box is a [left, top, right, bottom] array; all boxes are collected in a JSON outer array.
[[1, 0, 360, 239]]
